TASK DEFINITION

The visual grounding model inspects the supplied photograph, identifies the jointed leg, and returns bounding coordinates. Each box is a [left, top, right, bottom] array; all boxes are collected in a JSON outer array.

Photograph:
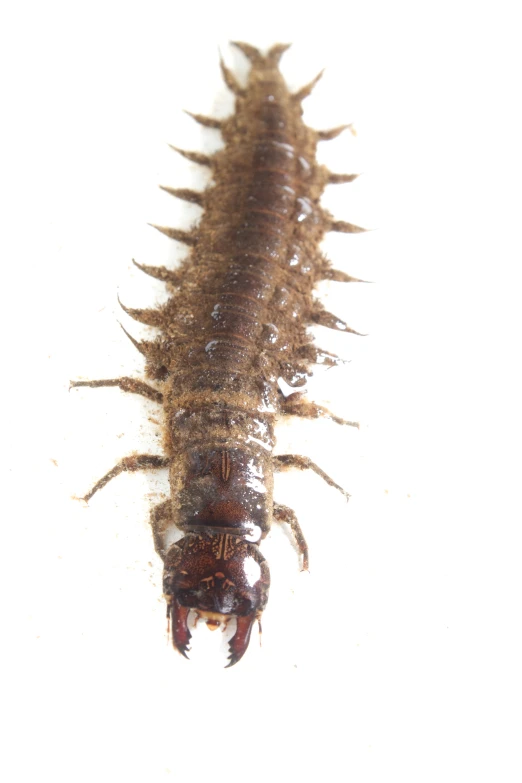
[[282, 393, 359, 428], [70, 377, 163, 404], [273, 502, 309, 571], [273, 454, 350, 501], [82, 454, 170, 502]]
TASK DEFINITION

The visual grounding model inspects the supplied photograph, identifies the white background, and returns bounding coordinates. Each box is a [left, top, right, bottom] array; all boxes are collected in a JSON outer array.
[[2, 1, 521, 780]]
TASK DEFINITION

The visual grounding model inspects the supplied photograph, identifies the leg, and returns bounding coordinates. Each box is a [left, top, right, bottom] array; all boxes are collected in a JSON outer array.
[[150, 499, 175, 560], [282, 393, 359, 428], [81, 454, 170, 502], [70, 377, 163, 404], [273, 502, 309, 571], [273, 454, 350, 501]]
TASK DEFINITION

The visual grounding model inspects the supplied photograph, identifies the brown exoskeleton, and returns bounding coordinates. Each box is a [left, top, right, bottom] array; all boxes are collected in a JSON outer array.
[[72, 41, 363, 666]]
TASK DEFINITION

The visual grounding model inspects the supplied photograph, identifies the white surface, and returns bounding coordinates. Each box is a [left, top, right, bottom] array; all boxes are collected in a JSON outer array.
[[2, 1, 522, 781]]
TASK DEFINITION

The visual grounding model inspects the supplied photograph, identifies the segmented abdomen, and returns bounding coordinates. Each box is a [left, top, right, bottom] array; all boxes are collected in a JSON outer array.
[[175, 87, 321, 369]]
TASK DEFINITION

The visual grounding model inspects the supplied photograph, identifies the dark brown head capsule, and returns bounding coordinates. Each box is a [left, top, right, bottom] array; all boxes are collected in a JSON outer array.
[[163, 532, 270, 666]]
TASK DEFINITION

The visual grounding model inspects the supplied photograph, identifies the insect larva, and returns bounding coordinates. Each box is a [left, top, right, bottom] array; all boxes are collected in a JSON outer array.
[[72, 42, 367, 666]]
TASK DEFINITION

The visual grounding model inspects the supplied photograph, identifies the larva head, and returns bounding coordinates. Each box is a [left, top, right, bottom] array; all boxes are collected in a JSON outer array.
[[163, 532, 270, 667]]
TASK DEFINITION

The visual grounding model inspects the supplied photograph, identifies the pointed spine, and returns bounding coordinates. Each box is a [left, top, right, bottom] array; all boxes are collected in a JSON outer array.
[[329, 219, 368, 234], [328, 172, 360, 184], [317, 124, 354, 141], [148, 223, 197, 246], [311, 306, 366, 336], [230, 41, 263, 63], [266, 43, 292, 64], [119, 323, 155, 359], [132, 259, 182, 285], [220, 55, 245, 96], [159, 186, 204, 207], [168, 145, 212, 167], [118, 296, 165, 328], [229, 42, 291, 66], [184, 110, 223, 130], [293, 69, 324, 102], [322, 268, 370, 283]]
